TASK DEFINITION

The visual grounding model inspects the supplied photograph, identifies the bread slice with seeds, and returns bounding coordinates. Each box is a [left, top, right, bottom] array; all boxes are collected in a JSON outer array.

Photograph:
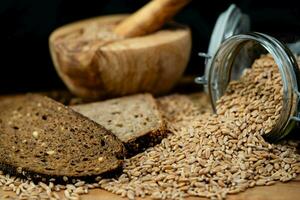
[[72, 93, 167, 156], [0, 94, 125, 182]]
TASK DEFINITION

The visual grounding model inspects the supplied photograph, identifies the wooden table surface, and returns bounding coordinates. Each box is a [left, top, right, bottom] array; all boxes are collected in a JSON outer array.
[[1, 176, 299, 200]]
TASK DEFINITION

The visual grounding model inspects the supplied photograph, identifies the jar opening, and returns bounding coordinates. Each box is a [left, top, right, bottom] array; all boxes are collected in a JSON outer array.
[[230, 41, 268, 81]]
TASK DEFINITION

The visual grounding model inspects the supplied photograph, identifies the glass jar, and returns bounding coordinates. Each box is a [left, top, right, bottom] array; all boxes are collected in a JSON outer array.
[[199, 32, 300, 141]]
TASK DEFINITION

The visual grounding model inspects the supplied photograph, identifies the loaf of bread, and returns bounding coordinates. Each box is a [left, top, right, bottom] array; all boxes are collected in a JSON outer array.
[[72, 93, 167, 156], [0, 94, 125, 182]]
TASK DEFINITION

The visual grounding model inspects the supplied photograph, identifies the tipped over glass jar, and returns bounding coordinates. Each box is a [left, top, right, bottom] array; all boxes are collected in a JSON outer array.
[[196, 5, 300, 141]]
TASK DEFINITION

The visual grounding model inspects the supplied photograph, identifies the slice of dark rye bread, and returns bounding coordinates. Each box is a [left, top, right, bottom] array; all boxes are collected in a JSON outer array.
[[0, 94, 125, 182], [72, 93, 168, 156]]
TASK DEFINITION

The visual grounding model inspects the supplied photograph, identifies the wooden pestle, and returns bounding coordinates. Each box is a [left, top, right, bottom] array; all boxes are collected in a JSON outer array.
[[113, 0, 191, 38]]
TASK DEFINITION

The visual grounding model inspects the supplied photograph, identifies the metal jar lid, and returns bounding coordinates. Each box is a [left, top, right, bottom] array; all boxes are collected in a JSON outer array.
[[195, 4, 250, 85]]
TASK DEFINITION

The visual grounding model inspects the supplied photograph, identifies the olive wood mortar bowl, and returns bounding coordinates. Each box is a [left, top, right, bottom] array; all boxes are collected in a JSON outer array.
[[49, 15, 191, 99]]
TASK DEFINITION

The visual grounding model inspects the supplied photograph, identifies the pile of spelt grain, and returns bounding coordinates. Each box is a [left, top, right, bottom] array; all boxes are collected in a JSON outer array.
[[157, 93, 211, 125], [0, 55, 300, 200], [98, 54, 300, 200], [0, 171, 99, 199]]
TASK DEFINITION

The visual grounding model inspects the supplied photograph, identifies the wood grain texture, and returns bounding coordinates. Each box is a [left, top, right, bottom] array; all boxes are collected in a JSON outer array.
[[1, 176, 299, 199], [113, 0, 191, 38], [49, 15, 191, 99]]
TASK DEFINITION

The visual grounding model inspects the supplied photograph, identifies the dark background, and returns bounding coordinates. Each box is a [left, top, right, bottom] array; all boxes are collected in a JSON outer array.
[[0, 0, 299, 94]]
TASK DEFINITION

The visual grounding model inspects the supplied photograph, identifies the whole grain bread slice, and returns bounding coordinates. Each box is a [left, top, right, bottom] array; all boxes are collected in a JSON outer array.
[[0, 94, 125, 182], [72, 93, 167, 156]]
